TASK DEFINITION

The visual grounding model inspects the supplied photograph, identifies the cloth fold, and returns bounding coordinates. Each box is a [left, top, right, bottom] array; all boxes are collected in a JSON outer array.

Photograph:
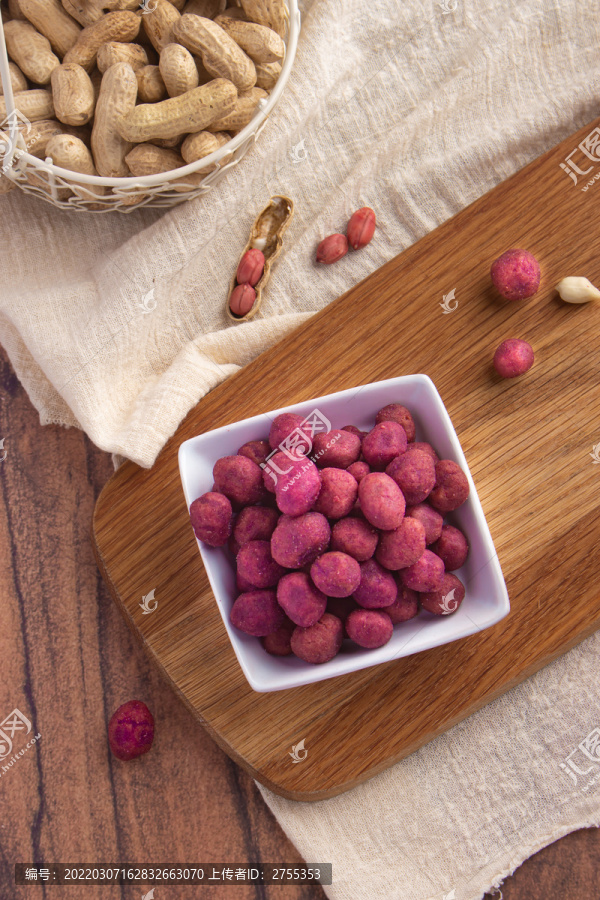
[[1, 0, 599, 897]]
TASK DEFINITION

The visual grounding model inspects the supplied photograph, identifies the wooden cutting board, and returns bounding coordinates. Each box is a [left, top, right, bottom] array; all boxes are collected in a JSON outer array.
[[92, 117, 600, 801]]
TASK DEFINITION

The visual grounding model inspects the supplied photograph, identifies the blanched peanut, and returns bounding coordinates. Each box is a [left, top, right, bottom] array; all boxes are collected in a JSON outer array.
[[45, 132, 104, 196], [159, 43, 199, 97], [0, 89, 54, 122], [0, 62, 28, 96], [97, 41, 149, 73], [206, 86, 266, 133], [142, 0, 180, 53], [125, 143, 183, 175], [91, 61, 137, 176], [136, 65, 167, 102], [51, 63, 95, 125], [240, 0, 285, 38], [63, 11, 140, 72], [173, 14, 256, 92], [254, 59, 280, 89], [19, 0, 81, 57], [4, 20, 60, 85], [215, 15, 284, 64], [115, 77, 236, 142], [180, 128, 227, 163]]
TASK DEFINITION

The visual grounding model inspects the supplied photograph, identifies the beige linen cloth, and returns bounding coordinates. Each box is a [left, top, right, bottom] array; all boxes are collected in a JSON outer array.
[[2, 0, 600, 897]]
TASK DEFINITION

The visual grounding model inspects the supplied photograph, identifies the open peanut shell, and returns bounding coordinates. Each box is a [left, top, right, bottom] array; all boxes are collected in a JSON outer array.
[[226, 194, 294, 323]]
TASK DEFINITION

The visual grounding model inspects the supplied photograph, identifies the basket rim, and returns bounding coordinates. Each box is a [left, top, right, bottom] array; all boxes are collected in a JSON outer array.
[[0, 1, 300, 188]]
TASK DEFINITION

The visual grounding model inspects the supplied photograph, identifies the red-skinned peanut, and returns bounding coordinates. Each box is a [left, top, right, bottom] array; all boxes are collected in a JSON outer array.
[[347, 206, 376, 250], [229, 283, 256, 316], [236, 249, 265, 286], [316, 233, 348, 264]]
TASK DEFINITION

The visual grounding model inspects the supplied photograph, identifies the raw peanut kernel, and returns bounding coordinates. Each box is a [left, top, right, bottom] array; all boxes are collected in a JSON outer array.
[[347, 206, 376, 250], [230, 284, 256, 316], [316, 233, 348, 265], [236, 249, 265, 286]]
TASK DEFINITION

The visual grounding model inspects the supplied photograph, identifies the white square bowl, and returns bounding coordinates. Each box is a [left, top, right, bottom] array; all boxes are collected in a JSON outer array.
[[178, 375, 509, 693]]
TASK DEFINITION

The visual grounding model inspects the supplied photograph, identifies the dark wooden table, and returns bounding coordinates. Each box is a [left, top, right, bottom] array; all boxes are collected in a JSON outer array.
[[0, 344, 598, 900]]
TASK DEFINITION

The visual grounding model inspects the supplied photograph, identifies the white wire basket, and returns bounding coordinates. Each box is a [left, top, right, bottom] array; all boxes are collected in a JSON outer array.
[[0, 1, 300, 212]]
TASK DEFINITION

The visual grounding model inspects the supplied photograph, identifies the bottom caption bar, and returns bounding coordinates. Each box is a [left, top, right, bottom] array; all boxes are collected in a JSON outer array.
[[15, 864, 332, 885]]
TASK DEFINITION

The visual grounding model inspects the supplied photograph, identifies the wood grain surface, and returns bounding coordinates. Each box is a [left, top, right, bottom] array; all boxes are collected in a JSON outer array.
[[2, 350, 600, 900], [0, 345, 327, 899], [93, 116, 600, 803]]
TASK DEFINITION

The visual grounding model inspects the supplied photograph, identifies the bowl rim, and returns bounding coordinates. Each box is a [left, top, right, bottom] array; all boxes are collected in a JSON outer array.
[[178, 374, 510, 691]]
